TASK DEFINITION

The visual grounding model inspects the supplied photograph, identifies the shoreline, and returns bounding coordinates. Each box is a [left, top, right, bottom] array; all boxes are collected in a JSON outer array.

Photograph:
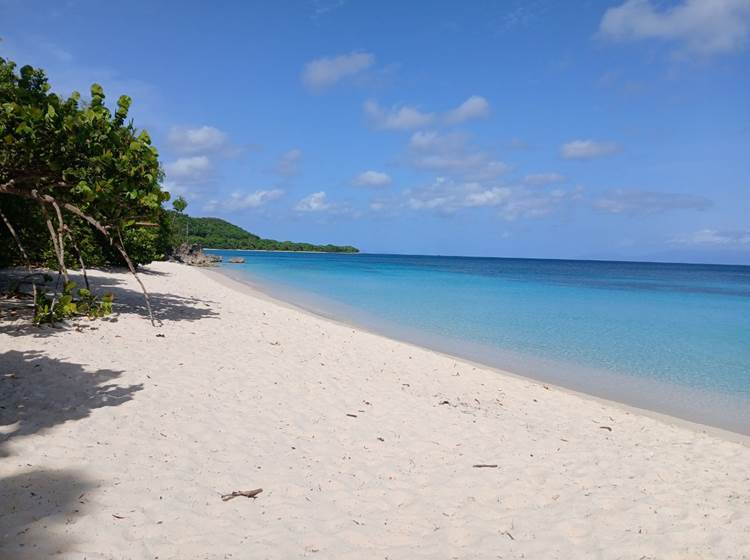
[[203, 265, 750, 444], [3, 261, 749, 558]]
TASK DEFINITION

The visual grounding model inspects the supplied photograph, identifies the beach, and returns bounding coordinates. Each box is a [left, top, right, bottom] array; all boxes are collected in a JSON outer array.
[[1, 261, 749, 559]]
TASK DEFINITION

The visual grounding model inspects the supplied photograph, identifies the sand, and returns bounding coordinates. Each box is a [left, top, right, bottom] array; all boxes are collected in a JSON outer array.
[[1, 261, 749, 559]]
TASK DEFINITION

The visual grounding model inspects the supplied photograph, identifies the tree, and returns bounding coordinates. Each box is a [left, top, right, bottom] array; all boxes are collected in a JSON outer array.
[[171, 196, 189, 245], [172, 196, 188, 214], [0, 57, 170, 324]]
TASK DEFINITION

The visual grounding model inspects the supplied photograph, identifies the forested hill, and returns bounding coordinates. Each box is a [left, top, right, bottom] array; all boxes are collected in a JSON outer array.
[[170, 212, 359, 253]]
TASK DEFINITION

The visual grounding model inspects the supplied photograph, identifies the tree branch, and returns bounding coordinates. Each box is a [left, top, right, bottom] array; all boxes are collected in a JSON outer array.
[[0, 184, 158, 326]]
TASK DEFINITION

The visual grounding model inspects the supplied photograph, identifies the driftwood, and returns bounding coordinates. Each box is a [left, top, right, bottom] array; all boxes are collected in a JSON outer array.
[[221, 488, 263, 501], [472, 464, 498, 468]]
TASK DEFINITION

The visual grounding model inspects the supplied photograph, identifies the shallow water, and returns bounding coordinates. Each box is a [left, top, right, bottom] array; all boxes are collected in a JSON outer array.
[[209, 251, 750, 434]]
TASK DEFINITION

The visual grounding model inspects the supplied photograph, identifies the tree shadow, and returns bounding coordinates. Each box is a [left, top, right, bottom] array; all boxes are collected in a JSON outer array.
[[94, 275, 219, 324], [0, 469, 93, 559], [0, 266, 219, 338], [0, 350, 141, 556], [0, 350, 142, 457]]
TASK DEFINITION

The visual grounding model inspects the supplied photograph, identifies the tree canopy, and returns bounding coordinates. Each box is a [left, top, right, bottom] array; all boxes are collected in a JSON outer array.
[[0, 57, 169, 240], [0, 57, 171, 322]]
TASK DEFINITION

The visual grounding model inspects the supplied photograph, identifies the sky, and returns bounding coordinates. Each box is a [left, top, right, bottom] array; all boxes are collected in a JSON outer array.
[[2, 0, 749, 264]]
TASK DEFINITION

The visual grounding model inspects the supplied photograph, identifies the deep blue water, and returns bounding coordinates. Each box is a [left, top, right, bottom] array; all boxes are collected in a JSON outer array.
[[208, 251, 750, 434]]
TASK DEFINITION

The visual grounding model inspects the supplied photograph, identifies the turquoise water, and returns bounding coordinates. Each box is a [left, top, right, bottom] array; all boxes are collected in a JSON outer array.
[[209, 251, 750, 434]]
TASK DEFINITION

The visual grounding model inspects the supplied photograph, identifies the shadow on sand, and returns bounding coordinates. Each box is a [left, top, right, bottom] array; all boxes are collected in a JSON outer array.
[[0, 469, 94, 559], [0, 266, 219, 338], [0, 264, 219, 554], [0, 350, 143, 556]]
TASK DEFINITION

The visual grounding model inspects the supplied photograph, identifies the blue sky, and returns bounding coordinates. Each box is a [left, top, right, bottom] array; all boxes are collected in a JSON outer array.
[[2, 0, 749, 263]]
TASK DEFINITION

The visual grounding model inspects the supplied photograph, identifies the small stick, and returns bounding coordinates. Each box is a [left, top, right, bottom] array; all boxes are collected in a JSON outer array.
[[472, 464, 498, 468], [221, 488, 263, 501]]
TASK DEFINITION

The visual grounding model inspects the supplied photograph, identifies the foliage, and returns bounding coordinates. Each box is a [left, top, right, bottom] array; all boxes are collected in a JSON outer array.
[[0, 57, 169, 228], [168, 212, 359, 253], [0, 56, 170, 323], [172, 196, 188, 214], [33, 280, 113, 325]]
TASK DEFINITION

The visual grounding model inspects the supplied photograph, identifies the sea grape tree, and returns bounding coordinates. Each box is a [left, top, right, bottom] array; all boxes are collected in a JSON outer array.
[[0, 57, 170, 323]]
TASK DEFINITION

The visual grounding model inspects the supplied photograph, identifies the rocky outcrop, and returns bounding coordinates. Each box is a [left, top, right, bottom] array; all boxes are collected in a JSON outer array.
[[169, 244, 222, 266], [228, 257, 245, 264]]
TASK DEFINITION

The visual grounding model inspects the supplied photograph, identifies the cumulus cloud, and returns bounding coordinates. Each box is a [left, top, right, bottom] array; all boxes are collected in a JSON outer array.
[[444, 95, 490, 124], [365, 95, 491, 130], [499, 187, 583, 220], [405, 177, 581, 219], [164, 156, 212, 180], [524, 172, 565, 186], [593, 188, 712, 214], [408, 130, 508, 180], [353, 170, 392, 187], [671, 228, 750, 246], [599, 0, 750, 56], [204, 189, 284, 212], [409, 130, 467, 151], [229, 189, 284, 209], [276, 149, 303, 176], [302, 52, 374, 91], [561, 139, 619, 160], [168, 126, 230, 155], [364, 100, 435, 130], [295, 191, 332, 212]]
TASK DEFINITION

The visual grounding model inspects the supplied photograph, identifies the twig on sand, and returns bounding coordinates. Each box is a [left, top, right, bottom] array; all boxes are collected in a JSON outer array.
[[473, 464, 498, 468], [221, 488, 263, 501]]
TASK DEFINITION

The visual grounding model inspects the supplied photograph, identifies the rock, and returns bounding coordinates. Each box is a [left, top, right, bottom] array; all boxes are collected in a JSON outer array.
[[169, 244, 222, 266], [228, 257, 245, 264]]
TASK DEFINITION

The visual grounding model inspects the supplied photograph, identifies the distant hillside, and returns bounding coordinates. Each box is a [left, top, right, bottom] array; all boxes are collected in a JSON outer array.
[[170, 212, 359, 253]]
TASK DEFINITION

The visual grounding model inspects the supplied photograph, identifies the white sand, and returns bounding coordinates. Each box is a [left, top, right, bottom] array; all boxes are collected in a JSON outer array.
[[1, 261, 749, 559]]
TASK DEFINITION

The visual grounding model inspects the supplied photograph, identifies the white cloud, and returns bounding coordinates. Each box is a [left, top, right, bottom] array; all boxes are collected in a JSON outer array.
[[408, 130, 509, 180], [302, 52, 374, 90], [500, 187, 583, 220], [561, 139, 619, 160], [365, 96, 491, 130], [295, 191, 332, 212], [671, 229, 750, 246], [353, 170, 392, 187], [405, 177, 581, 219], [203, 189, 284, 212], [409, 130, 467, 151], [599, 0, 750, 56], [276, 149, 303, 176], [364, 100, 435, 130], [524, 172, 565, 185], [594, 188, 712, 214], [168, 126, 229, 155], [444, 95, 490, 124], [164, 156, 212, 180], [230, 189, 284, 209]]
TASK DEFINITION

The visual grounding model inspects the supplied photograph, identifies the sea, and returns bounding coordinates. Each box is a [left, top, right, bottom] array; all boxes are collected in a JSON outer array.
[[207, 250, 750, 435]]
